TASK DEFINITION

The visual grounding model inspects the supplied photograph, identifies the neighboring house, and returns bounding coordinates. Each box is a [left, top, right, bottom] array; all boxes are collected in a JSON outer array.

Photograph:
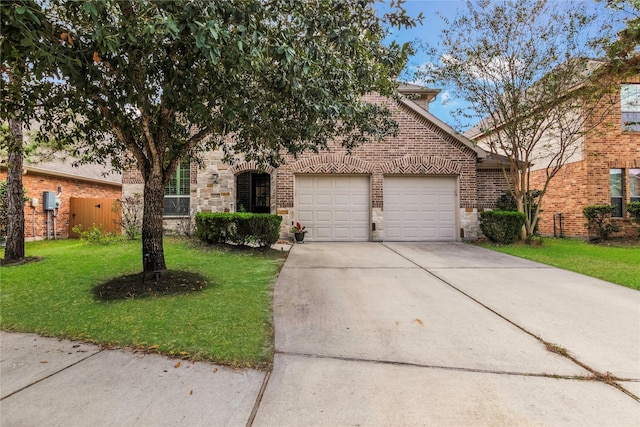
[[466, 71, 640, 238], [123, 84, 509, 242], [0, 157, 122, 240]]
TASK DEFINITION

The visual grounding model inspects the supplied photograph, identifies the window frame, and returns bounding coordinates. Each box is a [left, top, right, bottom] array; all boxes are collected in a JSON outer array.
[[621, 83, 640, 132], [630, 168, 640, 204], [610, 168, 624, 218], [163, 160, 191, 217]]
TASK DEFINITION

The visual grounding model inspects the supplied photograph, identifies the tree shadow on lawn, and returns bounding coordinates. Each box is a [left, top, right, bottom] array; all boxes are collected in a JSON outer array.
[[93, 270, 210, 301], [0, 256, 45, 267]]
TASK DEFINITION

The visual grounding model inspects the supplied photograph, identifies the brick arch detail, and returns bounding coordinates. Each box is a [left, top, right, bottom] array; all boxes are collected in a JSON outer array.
[[290, 154, 375, 174], [380, 156, 462, 175], [229, 162, 276, 175]]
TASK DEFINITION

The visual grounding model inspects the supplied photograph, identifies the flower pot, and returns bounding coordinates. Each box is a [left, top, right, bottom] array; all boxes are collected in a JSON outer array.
[[294, 232, 305, 243]]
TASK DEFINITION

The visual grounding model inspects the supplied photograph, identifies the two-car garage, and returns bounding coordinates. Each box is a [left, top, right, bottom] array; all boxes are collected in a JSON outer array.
[[295, 175, 458, 242]]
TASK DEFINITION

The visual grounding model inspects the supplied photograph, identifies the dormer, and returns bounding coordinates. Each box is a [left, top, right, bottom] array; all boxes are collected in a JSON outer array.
[[398, 83, 440, 111]]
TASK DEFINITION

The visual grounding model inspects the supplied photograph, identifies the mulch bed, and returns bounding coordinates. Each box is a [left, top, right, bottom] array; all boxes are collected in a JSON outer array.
[[93, 270, 210, 301]]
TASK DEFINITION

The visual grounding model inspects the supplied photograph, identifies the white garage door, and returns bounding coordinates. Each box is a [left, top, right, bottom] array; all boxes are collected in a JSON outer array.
[[384, 176, 457, 241], [296, 175, 370, 241]]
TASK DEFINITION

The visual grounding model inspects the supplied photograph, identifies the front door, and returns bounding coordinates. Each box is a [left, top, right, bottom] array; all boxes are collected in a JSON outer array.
[[236, 172, 270, 213]]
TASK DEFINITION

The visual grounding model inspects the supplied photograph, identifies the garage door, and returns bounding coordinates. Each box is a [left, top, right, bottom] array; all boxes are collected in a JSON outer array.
[[296, 175, 370, 241], [384, 176, 457, 241]]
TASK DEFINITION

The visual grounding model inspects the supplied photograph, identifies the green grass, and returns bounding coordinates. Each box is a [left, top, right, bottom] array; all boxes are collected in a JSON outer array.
[[0, 238, 287, 368], [480, 238, 640, 290]]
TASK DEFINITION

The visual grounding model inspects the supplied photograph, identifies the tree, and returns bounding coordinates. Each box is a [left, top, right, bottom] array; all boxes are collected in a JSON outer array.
[[47, 0, 417, 274], [599, 0, 640, 63], [1, 1, 62, 261], [422, 0, 616, 240]]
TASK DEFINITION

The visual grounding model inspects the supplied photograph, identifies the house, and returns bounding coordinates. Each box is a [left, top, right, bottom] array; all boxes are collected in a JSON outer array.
[[467, 70, 640, 238], [0, 157, 122, 240], [122, 84, 509, 242]]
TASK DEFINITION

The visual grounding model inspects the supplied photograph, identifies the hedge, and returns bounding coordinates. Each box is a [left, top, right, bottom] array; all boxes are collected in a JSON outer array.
[[195, 212, 282, 247], [479, 210, 525, 244]]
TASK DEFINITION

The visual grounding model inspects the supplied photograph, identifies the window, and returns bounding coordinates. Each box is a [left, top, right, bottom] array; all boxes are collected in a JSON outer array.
[[631, 169, 640, 203], [164, 160, 190, 216], [621, 84, 640, 131], [610, 168, 623, 217]]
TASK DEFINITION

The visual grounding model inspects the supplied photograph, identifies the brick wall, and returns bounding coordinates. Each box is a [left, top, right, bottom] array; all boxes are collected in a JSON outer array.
[[531, 74, 640, 238], [122, 94, 490, 239], [477, 169, 511, 209], [0, 169, 121, 240], [276, 97, 478, 211]]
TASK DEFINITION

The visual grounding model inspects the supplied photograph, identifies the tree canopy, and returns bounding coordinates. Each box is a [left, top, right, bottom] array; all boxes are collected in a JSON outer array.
[[600, 0, 640, 63], [23, 0, 418, 272], [421, 0, 616, 240]]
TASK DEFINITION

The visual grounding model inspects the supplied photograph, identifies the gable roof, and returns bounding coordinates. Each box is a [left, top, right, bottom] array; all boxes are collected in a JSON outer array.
[[10, 156, 122, 186]]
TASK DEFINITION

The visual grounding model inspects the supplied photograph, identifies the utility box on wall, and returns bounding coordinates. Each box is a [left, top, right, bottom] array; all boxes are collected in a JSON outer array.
[[43, 191, 57, 211]]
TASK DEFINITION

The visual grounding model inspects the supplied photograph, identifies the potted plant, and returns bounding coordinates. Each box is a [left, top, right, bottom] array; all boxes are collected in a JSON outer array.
[[291, 222, 307, 243]]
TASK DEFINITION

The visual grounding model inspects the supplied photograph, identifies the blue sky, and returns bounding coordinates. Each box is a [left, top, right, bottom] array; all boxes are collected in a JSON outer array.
[[379, 0, 620, 132]]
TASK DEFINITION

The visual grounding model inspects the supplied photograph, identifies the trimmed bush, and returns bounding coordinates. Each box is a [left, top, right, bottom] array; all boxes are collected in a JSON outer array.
[[627, 201, 640, 225], [495, 192, 518, 211], [195, 212, 281, 247], [479, 210, 526, 244], [583, 205, 620, 241]]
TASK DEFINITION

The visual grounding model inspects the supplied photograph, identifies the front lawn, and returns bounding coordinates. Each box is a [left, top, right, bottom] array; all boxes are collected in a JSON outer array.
[[0, 238, 287, 368], [480, 238, 640, 290]]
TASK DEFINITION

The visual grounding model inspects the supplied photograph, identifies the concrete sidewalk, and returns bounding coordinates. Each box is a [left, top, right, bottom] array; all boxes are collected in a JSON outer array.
[[1, 332, 265, 426], [2, 242, 639, 426]]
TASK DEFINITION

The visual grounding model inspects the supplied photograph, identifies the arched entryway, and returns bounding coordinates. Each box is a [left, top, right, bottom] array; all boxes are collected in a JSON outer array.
[[236, 172, 271, 213]]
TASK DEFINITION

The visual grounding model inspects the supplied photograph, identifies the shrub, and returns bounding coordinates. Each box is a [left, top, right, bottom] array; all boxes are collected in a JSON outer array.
[[72, 224, 120, 244], [583, 205, 620, 241], [112, 193, 143, 239], [479, 210, 526, 244], [493, 190, 541, 236], [495, 192, 518, 211], [628, 201, 640, 225], [195, 212, 281, 247]]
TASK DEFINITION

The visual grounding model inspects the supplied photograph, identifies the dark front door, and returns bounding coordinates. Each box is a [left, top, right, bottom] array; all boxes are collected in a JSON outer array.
[[237, 172, 270, 213]]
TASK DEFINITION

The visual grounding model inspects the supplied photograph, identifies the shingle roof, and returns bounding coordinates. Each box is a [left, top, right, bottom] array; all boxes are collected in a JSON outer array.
[[21, 156, 122, 186]]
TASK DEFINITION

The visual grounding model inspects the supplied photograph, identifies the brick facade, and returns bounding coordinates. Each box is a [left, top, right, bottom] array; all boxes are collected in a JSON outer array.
[[123, 91, 508, 240], [0, 168, 121, 240], [531, 74, 640, 238]]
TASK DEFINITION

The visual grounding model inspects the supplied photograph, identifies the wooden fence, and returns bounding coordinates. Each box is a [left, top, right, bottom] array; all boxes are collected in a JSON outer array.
[[69, 197, 121, 238]]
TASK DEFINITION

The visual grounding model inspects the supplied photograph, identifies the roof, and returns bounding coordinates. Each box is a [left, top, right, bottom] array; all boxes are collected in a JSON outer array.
[[16, 156, 122, 186]]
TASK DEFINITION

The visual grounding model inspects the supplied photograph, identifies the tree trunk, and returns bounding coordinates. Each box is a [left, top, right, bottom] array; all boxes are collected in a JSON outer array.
[[141, 172, 167, 273], [4, 118, 26, 261]]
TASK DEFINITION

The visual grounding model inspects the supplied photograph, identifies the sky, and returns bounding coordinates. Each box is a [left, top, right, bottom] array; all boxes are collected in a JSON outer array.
[[379, 0, 621, 132]]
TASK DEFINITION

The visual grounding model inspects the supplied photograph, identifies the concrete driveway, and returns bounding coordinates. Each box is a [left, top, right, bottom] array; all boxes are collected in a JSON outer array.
[[253, 242, 640, 426]]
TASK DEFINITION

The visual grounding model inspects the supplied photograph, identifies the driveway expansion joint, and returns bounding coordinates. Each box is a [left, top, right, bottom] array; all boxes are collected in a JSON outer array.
[[379, 243, 640, 403], [275, 350, 598, 382]]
